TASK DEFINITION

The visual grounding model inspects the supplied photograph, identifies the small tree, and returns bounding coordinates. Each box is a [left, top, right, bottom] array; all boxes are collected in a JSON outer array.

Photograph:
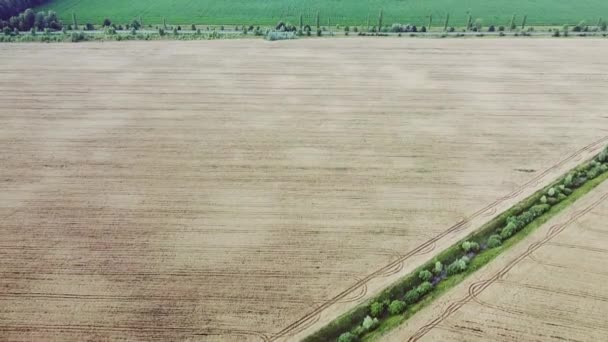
[[158, 27, 165, 36], [404, 288, 420, 304], [316, 11, 320, 30], [461, 241, 480, 253], [362, 315, 379, 330], [370, 301, 384, 317], [419, 270, 433, 282], [388, 300, 406, 315], [521, 15, 527, 29], [510, 14, 516, 30], [163, 17, 167, 30], [338, 332, 356, 342], [433, 261, 443, 275], [416, 281, 433, 296], [72, 12, 78, 30], [443, 13, 450, 32], [466, 14, 472, 30], [487, 235, 502, 248], [299, 13, 303, 30], [474, 18, 482, 31], [488, 25, 495, 32], [191, 24, 196, 31], [428, 14, 432, 31], [103, 18, 111, 27], [378, 9, 383, 31]]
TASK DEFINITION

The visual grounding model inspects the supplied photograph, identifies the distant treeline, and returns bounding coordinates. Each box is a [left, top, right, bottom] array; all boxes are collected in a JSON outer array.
[[0, 0, 48, 20], [0, 7, 62, 31]]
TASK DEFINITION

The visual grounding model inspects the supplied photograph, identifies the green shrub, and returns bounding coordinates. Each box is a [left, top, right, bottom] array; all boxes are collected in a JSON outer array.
[[361, 315, 379, 331], [446, 258, 467, 276], [598, 149, 608, 162], [557, 193, 567, 201], [338, 332, 356, 342], [540, 195, 547, 204], [547, 188, 556, 196], [461, 241, 480, 253], [388, 300, 406, 315], [419, 270, 433, 282], [487, 235, 502, 248], [433, 261, 443, 275], [530, 204, 550, 217], [404, 288, 420, 304], [500, 225, 515, 240], [416, 281, 433, 296], [369, 301, 384, 318], [563, 187, 573, 195]]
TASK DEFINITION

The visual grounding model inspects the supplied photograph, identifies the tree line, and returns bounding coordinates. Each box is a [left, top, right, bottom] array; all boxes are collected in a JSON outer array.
[[0, 0, 48, 20], [0, 7, 61, 32]]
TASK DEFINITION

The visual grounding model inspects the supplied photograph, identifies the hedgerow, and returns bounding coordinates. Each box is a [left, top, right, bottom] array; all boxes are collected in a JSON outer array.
[[305, 144, 608, 342]]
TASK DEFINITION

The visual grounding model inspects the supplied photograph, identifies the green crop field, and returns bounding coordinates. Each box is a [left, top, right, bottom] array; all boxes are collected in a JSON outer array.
[[35, 0, 608, 27]]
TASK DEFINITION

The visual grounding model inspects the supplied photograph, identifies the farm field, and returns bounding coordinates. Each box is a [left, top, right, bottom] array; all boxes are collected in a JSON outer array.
[[1, 39, 608, 342], [34, 0, 608, 27], [384, 179, 608, 342]]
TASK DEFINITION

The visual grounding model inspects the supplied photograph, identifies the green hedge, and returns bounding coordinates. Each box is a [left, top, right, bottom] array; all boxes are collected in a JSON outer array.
[[304, 144, 608, 342]]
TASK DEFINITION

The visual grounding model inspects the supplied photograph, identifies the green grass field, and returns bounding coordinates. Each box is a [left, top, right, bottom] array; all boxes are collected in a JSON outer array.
[[35, 0, 608, 27]]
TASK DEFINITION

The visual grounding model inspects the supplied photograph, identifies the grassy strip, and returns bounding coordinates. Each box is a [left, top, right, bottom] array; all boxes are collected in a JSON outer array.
[[362, 169, 608, 341], [305, 146, 608, 342]]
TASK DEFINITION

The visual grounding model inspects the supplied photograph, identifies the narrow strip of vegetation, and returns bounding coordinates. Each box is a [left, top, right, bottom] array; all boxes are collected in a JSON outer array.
[[2, 5, 608, 43], [305, 144, 608, 342]]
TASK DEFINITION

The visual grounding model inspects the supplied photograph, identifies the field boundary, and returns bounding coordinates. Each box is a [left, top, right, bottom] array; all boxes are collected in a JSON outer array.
[[290, 137, 608, 342], [408, 185, 608, 341]]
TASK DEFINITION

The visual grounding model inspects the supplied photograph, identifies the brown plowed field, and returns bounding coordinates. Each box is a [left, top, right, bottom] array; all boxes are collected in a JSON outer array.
[[1, 39, 607, 341], [385, 178, 608, 342]]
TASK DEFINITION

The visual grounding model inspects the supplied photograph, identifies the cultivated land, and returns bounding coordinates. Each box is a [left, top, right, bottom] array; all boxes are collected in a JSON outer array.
[[1, 39, 608, 342], [384, 179, 608, 342], [34, 0, 608, 27]]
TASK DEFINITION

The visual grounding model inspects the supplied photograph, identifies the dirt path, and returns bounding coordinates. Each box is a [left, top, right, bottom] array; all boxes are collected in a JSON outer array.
[[0, 39, 607, 341]]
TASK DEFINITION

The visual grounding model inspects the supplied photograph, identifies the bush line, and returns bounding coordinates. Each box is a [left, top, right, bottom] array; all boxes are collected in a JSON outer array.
[[305, 144, 608, 342]]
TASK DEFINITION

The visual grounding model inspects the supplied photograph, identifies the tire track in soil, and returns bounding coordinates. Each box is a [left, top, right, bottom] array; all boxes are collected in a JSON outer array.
[[407, 188, 608, 342], [272, 136, 608, 340]]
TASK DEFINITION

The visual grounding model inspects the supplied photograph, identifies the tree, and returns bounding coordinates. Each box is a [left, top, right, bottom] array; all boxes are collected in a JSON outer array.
[[102, 18, 111, 27], [378, 9, 383, 32], [488, 25, 495, 32], [433, 261, 443, 275], [362, 315, 379, 330], [461, 241, 480, 253], [416, 281, 433, 296], [338, 332, 356, 342], [428, 14, 432, 31], [404, 288, 420, 304], [388, 300, 406, 315], [367, 14, 370, 31], [72, 12, 77, 30], [131, 19, 141, 30], [315, 11, 320, 30], [466, 14, 472, 30], [23, 9, 34, 30], [370, 301, 384, 317], [443, 13, 449, 32], [299, 13, 303, 30], [487, 235, 502, 248], [163, 17, 167, 30], [521, 15, 527, 29], [419, 270, 433, 282], [474, 18, 482, 31], [191, 24, 195, 31], [510, 14, 516, 30]]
